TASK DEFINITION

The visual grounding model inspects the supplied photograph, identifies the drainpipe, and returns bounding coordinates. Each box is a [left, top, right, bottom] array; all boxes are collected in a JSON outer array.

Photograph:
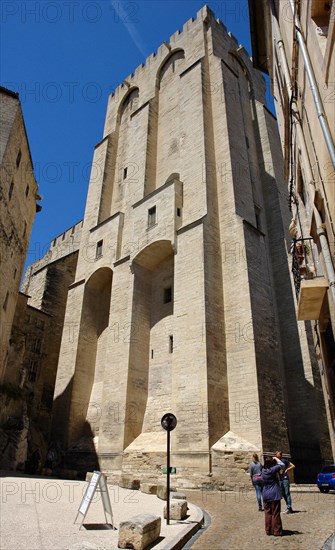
[[288, 0, 335, 169], [269, 0, 335, 302]]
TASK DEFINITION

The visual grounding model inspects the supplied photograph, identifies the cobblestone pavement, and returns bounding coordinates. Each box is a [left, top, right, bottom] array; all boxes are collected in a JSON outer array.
[[184, 486, 335, 550]]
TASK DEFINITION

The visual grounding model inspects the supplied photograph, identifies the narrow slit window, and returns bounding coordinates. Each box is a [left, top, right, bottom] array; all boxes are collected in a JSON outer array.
[[9, 180, 14, 200], [148, 206, 156, 228], [96, 240, 103, 258], [169, 335, 173, 353], [16, 150, 22, 168], [177, 208, 181, 217], [25, 185, 29, 197], [151, 349, 154, 359], [123, 167, 128, 179]]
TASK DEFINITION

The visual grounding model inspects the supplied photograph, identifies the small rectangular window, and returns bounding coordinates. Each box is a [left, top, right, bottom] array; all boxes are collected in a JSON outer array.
[[164, 287, 172, 304], [151, 349, 154, 359], [9, 180, 14, 200], [96, 240, 103, 258], [123, 167, 128, 179], [177, 208, 181, 217], [148, 206, 157, 228], [16, 150, 22, 168], [169, 335, 173, 353], [25, 185, 29, 197]]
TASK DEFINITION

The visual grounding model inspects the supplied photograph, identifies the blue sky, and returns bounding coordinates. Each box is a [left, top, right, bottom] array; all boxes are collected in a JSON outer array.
[[1, 1, 273, 269]]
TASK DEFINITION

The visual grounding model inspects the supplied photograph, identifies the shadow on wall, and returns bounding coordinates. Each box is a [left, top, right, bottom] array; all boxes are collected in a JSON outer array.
[[50, 376, 100, 479]]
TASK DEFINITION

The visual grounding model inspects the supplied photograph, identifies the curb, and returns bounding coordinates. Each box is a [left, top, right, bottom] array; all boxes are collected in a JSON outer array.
[[162, 502, 204, 550]]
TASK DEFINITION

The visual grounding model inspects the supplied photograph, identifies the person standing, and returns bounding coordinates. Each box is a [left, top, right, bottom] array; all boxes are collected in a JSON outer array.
[[261, 455, 285, 536], [276, 450, 295, 513], [249, 453, 263, 511]]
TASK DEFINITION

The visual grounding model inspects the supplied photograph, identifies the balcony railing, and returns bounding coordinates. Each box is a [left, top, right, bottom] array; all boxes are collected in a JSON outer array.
[[291, 238, 329, 320]]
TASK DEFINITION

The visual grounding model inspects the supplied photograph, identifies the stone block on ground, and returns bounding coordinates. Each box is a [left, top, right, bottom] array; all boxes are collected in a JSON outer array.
[[120, 476, 140, 490], [140, 482, 157, 495], [118, 514, 161, 550], [170, 491, 186, 500], [164, 499, 188, 520], [156, 485, 178, 500]]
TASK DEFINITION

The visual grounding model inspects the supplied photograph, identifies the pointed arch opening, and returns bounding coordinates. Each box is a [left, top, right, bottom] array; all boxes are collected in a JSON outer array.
[[70, 268, 113, 442]]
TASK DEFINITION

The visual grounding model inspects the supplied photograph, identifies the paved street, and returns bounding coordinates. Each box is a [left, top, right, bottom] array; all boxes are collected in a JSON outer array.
[[0, 473, 202, 550], [185, 486, 335, 550]]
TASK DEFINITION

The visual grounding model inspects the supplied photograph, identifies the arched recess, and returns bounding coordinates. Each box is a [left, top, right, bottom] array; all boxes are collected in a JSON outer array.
[[124, 240, 175, 448], [100, 87, 140, 219], [144, 50, 185, 196], [69, 267, 113, 442]]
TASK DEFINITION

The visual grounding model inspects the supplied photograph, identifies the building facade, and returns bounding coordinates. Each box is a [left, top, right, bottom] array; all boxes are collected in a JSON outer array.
[[0, 221, 82, 470], [49, 5, 331, 486], [0, 86, 41, 383], [249, 0, 335, 459]]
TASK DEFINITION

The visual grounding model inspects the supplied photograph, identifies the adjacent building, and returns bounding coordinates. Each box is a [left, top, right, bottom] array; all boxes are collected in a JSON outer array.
[[249, 0, 335, 458], [0, 86, 41, 382]]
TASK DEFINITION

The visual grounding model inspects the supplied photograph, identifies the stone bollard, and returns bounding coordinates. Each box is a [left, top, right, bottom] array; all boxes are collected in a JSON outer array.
[[140, 482, 157, 495], [118, 514, 161, 550], [164, 499, 188, 520], [157, 485, 178, 500], [120, 477, 140, 490], [170, 491, 186, 500]]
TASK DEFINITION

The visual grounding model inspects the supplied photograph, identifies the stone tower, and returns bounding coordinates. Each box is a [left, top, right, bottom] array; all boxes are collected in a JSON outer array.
[[52, 6, 328, 486]]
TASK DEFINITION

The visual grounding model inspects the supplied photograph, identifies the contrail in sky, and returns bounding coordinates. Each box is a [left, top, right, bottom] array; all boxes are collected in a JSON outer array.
[[111, 0, 149, 59]]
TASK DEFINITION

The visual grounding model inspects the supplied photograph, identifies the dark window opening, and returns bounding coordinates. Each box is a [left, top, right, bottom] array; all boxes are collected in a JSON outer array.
[[9, 180, 14, 200], [123, 167, 128, 179], [96, 240, 103, 258], [16, 150, 22, 168], [148, 206, 157, 228], [25, 185, 29, 197], [151, 349, 154, 359], [169, 335, 173, 353], [297, 163, 306, 206], [164, 287, 172, 304], [13, 268, 17, 280], [177, 208, 181, 217]]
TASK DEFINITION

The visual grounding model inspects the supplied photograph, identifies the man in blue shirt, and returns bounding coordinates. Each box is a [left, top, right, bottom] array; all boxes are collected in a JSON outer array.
[[276, 450, 295, 513]]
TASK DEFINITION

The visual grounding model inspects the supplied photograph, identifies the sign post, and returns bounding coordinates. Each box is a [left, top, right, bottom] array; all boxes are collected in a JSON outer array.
[[74, 471, 114, 529], [161, 413, 177, 525]]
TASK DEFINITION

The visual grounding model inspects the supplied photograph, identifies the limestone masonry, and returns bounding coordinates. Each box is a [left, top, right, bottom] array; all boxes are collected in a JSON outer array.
[[21, 5, 331, 487]]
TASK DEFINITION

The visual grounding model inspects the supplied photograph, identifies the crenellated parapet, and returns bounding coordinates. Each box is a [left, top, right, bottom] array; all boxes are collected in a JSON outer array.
[[103, 5, 265, 136]]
